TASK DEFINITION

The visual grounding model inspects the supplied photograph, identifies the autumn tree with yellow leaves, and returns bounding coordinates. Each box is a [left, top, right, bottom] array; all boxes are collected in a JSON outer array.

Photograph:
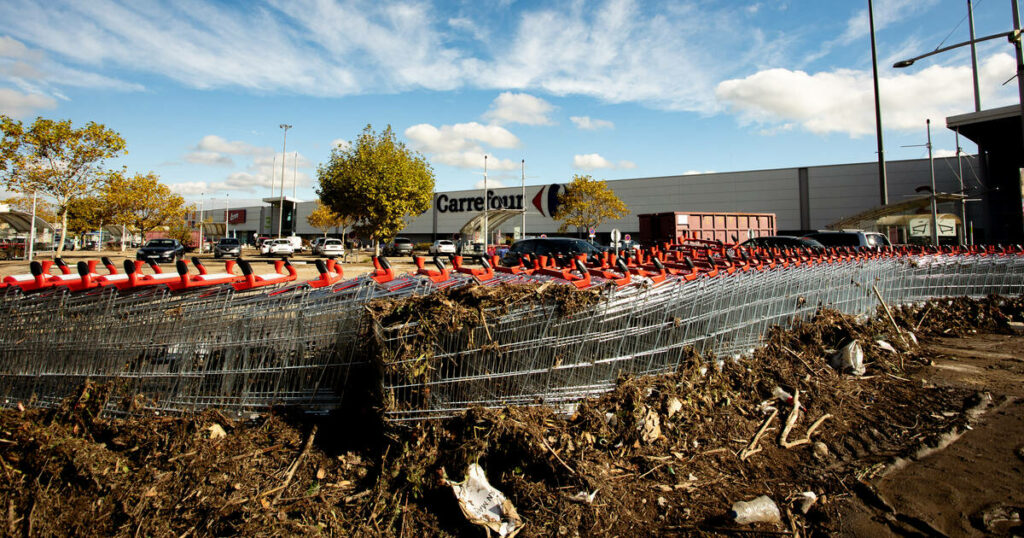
[[0, 115, 126, 255], [553, 174, 629, 236], [101, 170, 187, 238]]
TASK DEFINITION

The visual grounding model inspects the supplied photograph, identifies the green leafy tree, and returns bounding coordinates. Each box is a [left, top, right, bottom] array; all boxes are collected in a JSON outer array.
[[0, 115, 126, 255], [102, 170, 186, 237], [316, 125, 434, 253], [553, 174, 629, 236]]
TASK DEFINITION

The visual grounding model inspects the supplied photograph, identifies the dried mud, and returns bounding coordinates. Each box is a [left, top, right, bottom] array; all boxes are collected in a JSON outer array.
[[1, 294, 1019, 536]]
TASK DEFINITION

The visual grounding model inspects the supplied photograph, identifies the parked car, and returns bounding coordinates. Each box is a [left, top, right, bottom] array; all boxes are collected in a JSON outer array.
[[310, 237, 328, 254], [260, 238, 295, 257], [429, 239, 456, 255], [500, 237, 604, 266], [740, 236, 824, 249], [214, 237, 242, 258], [385, 237, 414, 257], [803, 230, 890, 248], [319, 238, 345, 257], [137, 238, 185, 262]]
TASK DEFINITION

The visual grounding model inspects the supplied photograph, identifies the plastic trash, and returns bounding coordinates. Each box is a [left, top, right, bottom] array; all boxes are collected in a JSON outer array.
[[830, 340, 865, 376], [876, 340, 897, 354], [449, 463, 524, 537], [732, 495, 782, 525], [772, 386, 794, 405]]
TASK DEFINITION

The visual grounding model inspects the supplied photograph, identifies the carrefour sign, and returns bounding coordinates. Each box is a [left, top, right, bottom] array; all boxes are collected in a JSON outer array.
[[436, 184, 565, 217]]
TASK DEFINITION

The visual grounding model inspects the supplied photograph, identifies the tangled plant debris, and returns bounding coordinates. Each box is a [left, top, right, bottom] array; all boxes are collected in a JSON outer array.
[[1, 294, 1021, 536]]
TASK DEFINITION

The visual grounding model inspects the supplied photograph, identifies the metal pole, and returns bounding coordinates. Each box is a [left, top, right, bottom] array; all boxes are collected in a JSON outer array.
[[198, 195, 204, 253], [869, 0, 889, 205], [956, 128, 968, 245], [521, 159, 526, 239], [483, 155, 488, 252], [969, 0, 982, 111], [27, 191, 36, 261], [1012, 0, 1024, 156], [292, 150, 297, 199], [225, 194, 230, 239], [271, 154, 277, 199], [278, 124, 291, 238], [927, 119, 939, 246]]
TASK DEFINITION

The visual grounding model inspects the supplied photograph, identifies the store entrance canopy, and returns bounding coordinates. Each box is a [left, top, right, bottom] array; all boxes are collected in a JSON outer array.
[[0, 210, 54, 234]]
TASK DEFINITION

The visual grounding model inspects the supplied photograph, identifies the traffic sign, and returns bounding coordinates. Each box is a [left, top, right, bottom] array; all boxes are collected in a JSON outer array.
[[624, 233, 631, 242], [611, 229, 621, 243]]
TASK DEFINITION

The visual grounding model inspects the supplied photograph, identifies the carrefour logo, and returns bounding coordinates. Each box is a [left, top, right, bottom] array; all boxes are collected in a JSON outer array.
[[436, 184, 563, 216]]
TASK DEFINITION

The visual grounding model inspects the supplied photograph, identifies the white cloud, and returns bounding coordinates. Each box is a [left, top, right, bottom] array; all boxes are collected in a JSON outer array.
[[0, 0, 759, 113], [330, 138, 351, 151], [483, 92, 555, 125], [169, 182, 211, 196], [574, 154, 610, 170], [570, 116, 614, 130], [572, 154, 636, 170], [932, 149, 957, 158], [183, 151, 234, 167], [0, 87, 56, 117], [405, 122, 519, 153], [716, 53, 1018, 137], [196, 135, 269, 155], [682, 170, 715, 175], [405, 122, 521, 170]]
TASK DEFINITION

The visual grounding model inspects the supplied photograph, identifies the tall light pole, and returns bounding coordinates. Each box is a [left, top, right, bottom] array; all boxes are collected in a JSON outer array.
[[927, 119, 939, 246], [893, 0, 1024, 152], [869, 0, 889, 205], [292, 151, 298, 199], [277, 124, 291, 238], [198, 193, 205, 253], [482, 155, 488, 252], [521, 159, 526, 239], [225, 193, 230, 239], [969, 0, 982, 111]]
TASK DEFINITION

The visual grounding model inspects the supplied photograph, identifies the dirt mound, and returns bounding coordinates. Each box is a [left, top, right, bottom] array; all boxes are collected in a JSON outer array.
[[1, 296, 1015, 536]]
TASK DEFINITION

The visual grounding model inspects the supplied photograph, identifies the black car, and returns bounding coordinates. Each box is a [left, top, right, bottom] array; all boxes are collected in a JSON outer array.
[[137, 238, 185, 262], [500, 237, 604, 266], [214, 237, 242, 258], [740, 236, 823, 249]]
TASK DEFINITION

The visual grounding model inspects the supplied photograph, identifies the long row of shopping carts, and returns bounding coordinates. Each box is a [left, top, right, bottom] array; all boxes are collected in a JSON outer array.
[[0, 242, 1022, 420]]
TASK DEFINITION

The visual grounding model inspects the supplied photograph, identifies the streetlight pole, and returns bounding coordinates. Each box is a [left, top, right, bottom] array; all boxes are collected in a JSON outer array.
[[225, 194, 230, 239], [869, 0, 889, 205], [199, 194, 205, 253], [969, 0, 982, 112], [521, 159, 526, 239], [277, 124, 291, 238], [482, 155, 488, 253], [956, 129, 968, 244], [927, 119, 939, 246]]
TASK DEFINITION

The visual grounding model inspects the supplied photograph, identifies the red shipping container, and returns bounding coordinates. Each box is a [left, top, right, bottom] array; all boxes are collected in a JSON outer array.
[[638, 211, 776, 245]]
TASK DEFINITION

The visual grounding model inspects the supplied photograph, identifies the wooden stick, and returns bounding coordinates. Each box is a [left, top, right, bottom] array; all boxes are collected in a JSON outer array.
[[539, 435, 577, 475], [740, 408, 778, 461], [872, 285, 908, 348], [779, 389, 803, 448], [273, 425, 318, 505]]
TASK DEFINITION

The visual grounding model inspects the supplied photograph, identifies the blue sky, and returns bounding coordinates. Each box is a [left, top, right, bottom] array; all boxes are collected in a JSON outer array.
[[1, 0, 1020, 207]]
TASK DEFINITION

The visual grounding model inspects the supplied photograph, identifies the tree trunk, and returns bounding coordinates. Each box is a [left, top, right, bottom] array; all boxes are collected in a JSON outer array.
[[57, 209, 68, 257]]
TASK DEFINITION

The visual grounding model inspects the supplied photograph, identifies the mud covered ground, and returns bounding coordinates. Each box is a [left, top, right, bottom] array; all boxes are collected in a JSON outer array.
[[2, 296, 1023, 536]]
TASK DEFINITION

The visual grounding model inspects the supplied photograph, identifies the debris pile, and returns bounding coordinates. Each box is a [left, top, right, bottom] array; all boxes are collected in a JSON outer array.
[[1, 297, 1019, 536]]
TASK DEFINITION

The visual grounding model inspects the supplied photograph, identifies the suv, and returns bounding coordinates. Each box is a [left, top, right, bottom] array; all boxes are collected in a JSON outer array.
[[500, 237, 604, 266], [385, 237, 414, 257], [803, 231, 890, 248], [214, 237, 242, 258]]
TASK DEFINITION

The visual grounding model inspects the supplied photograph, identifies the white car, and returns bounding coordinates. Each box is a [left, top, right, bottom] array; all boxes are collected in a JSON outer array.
[[260, 238, 295, 257], [429, 240, 456, 255], [320, 238, 345, 257]]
